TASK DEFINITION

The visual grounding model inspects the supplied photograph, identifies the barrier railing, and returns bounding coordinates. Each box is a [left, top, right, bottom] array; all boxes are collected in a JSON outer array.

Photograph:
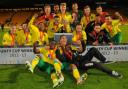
[[0, 44, 128, 64]]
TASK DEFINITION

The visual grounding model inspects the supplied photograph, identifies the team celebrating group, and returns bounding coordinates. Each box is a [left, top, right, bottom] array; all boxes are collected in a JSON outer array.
[[1, 2, 123, 88], [2, 2, 123, 47]]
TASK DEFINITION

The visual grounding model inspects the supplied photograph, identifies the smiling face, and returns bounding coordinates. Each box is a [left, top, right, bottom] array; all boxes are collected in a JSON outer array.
[[96, 6, 103, 14], [60, 3, 66, 13], [72, 3, 78, 11], [38, 22, 45, 31], [94, 25, 101, 33], [54, 16, 60, 25], [22, 24, 27, 29], [105, 16, 112, 25], [22, 23, 28, 31], [50, 41, 56, 49], [59, 35, 67, 46], [44, 5, 51, 15], [84, 6, 91, 16], [95, 15, 101, 23], [10, 26, 17, 34], [54, 4, 59, 12], [76, 24, 82, 33], [44, 18, 50, 26]]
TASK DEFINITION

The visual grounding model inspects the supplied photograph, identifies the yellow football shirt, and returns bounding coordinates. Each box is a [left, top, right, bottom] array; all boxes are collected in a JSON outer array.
[[101, 20, 121, 37]]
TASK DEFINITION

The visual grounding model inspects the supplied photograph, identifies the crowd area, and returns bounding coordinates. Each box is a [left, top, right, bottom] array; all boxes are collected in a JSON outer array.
[[0, 2, 124, 47]]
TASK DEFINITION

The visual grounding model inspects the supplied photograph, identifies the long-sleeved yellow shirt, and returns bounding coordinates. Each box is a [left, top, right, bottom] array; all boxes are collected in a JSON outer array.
[[28, 16, 40, 44]]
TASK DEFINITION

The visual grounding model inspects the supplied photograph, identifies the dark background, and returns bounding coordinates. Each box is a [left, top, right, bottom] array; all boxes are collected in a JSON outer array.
[[0, 0, 128, 15], [0, 0, 127, 8]]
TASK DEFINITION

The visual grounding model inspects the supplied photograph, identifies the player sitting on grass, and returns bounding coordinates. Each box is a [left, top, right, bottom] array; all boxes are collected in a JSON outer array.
[[56, 35, 88, 85], [60, 35, 123, 79], [26, 41, 64, 88]]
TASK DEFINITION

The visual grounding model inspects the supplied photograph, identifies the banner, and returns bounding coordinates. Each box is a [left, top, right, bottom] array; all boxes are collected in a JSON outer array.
[[0, 47, 35, 64], [82, 45, 128, 62], [0, 45, 128, 64]]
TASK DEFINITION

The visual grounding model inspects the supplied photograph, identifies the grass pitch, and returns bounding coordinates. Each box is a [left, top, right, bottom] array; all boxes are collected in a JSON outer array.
[[0, 62, 128, 89]]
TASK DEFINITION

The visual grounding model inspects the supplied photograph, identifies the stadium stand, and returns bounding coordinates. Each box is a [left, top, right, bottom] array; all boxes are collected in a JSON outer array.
[[0, 9, 41, 25]]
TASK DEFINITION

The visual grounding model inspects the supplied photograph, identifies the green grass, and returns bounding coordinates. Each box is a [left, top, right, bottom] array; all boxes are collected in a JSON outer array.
[[120, 25, 128, 43], [0, 62, 128, 89]]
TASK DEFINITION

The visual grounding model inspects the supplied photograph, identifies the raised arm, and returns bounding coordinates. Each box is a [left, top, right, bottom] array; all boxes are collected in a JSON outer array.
[[28, 14, 38, 27], [114, 12, 123, 22]]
